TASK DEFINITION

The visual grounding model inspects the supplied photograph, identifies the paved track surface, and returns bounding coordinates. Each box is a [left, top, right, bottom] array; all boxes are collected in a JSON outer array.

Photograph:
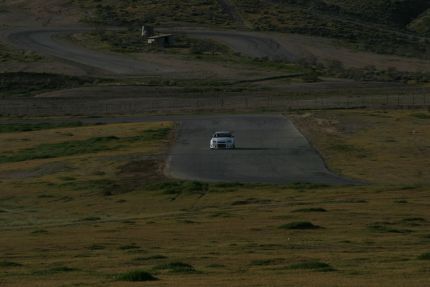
[[6, 26, 430, 74], [6, 27, 296, 75], [166, 114, 356, 185], [180, 30, 296, 60], [7, 28, 175, 75], [1, 114, 356, 185]]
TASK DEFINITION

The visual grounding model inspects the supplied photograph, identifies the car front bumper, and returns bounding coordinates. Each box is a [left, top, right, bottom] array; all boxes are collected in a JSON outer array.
[[210, 143, 235, 149]]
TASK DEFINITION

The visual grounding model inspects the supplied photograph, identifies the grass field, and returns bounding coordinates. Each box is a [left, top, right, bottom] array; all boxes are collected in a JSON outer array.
[[0, 112, 429, 286], [290, 109, 430, 185], [0, 44, 42, 63]]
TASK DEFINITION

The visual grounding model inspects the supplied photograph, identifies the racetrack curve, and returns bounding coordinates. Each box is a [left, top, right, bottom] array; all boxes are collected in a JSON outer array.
[[6, 26, 430, 74], [7, 27, 175, 75], [6, 27, 296, 75]]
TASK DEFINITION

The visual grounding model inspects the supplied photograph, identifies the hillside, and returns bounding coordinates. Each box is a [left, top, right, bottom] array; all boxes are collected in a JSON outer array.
[[408, 9, 430, 35], [232, 0, 430, 58], [2, 0, 430, 59], [68, 0, 430, 58]]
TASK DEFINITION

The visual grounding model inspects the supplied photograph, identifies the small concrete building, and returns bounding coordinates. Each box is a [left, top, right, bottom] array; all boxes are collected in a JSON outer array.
[[147, 34, 175, 48]]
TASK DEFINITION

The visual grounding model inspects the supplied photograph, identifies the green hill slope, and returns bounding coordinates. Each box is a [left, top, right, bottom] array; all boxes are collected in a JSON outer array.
[[325, 0, 430, 26], [232, 0, 430, 58], [408, 9, 430, 35]]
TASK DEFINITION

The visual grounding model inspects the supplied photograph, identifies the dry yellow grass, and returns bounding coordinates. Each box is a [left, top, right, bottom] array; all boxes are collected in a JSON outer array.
[[1, 114, 430, 286], [290, 110, 430, 185]]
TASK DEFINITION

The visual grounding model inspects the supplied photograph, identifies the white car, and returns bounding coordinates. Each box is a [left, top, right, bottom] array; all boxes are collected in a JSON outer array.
[[210, 131, 235, 149]]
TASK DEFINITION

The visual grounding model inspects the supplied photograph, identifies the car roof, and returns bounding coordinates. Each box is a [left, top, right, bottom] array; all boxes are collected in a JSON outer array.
[[214, 131, 231, 134]]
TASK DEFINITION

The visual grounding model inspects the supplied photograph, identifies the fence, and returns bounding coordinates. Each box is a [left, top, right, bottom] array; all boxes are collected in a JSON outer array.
[[1, 94, 429, 116]]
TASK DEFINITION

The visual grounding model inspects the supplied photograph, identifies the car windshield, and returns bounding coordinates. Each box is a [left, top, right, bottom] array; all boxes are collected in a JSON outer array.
[[215, 133, 232, 138]]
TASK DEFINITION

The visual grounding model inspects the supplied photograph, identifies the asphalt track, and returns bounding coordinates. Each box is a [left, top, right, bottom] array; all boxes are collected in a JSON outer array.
[[7, 27, 175, 75], [165, 114, 356, 185], [174, 30, 296, 60], [6, 27, 296, 75], [3, 28, 356, 185], [10, 114, 356, 185]]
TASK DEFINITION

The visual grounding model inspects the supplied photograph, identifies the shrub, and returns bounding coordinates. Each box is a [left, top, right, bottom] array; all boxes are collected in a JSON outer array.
[[411, 113, 430, 119], [279, 221, 321, 230], [0, 261, 23, 267], [115, 270, 158, 281], [292, 207, 327, 213], [133, 255, 167, 261], [119, 243, 140, 250], [417, 252, 430, 260], [367, 223, 411, 233], [288, 261, 335, 272]]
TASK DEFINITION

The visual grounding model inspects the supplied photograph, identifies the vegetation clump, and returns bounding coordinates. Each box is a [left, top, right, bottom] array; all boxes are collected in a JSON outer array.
[[0, 261, 23, 267], [279, 221, 321, 230], [417, 252, 430, 260], [288, 261, 335, 272], [292, 207, 327, 213], [367, 223, 412, 233], [0, 128, 170, 164], [0, 122, 83, 133], [32, 266, 78, 275], [115, 270, 158, 281]]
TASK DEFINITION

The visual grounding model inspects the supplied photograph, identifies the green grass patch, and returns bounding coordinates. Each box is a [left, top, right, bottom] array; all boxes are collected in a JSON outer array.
[[250, 258, 285, 266], [87, 244, 106, 250], [32, 266, 79, 275], [206, 263, 225, 268], [288, 261, 335, 272], [411, 112, 430, 119], [80, 216, 101, 221], [329, 143, 369, 158], [367, 223, 412, 233], [115, 270, 158, 282], [128, 128, 171, 141], [119, 243, 140, 250], [402, 217, 427, 224], [288, 183, 330, 190], [0, 261, 23, 267], [0, 136, 119, 163], [417, 252, 430, 260], [146, 181, 209, 195], [0, 122, 84, 133], [0, 127, 171, 163], [279, 221, 321, 230], [31, 229, 48, 234], [0, 44, 42, 63]]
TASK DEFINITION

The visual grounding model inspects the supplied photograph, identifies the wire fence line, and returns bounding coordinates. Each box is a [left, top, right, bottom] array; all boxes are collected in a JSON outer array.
[[1, 94, 429, 116]]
